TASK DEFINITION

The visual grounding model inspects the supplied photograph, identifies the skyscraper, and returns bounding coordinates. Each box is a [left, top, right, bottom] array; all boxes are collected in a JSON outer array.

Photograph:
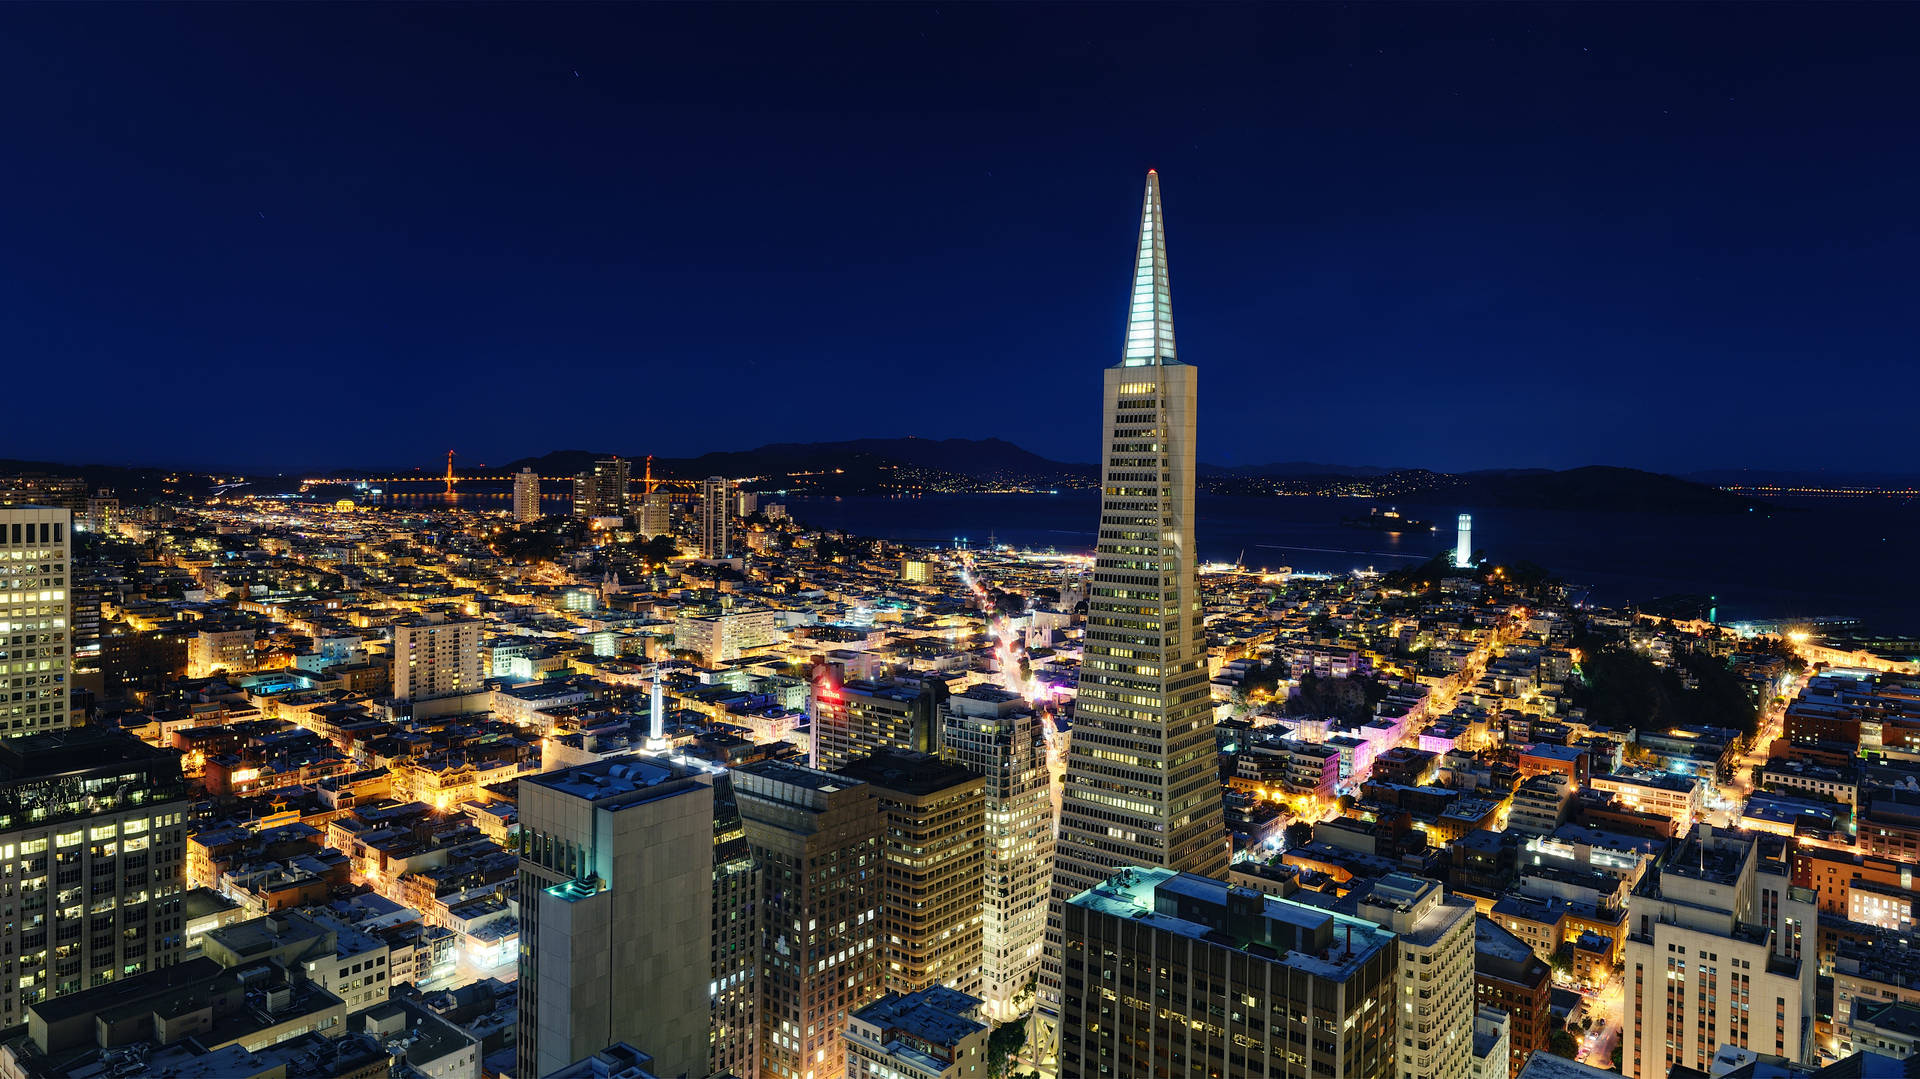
[[515, 755, 717, 1079], [1035, 169, 1230, 1063], [1058, 868, 1399, 1079], [699, 475, 731, 558], [1456, 513, 1474, 569], [512, 467, 541, 522], [572, 456, 631, 520], [735, 760, 886, 1079], [811, 674, 946, 772], [942, 685, 1054, 1022], [0, 507, 71, 734], [0, 728, 190, 1028], [1356, 876, 1477, 1079], [833, 750, 985, 998], [708, 765, 760, 1079]]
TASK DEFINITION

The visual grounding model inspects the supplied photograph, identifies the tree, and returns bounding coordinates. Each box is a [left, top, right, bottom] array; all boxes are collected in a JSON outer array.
[[987, 1021, 1028, 1079], [635, 533, 679, 567], [1551, 942, 1575, 977], [1548, 1029, 1580, 1059], [1283, 820, 1315, 849]]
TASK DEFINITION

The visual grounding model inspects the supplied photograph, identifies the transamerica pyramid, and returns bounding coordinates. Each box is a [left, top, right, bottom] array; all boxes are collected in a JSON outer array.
[[1029, 169, 1231, 1067]]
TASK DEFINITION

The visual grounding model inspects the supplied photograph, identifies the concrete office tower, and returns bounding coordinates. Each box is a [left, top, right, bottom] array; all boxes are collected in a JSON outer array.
[[1455, 514, 1473, 569], [1037, 170, 1230, 1063], [699, 475, 731, 558], [515, 755, 716, 1079], [942, 685, 1054, 1022], [0, 508, 71, 733], [1621, 826, 1816, 1079], [708, 766, 760, 1079], [0, 728, 191, 1029], [736, 760, 886, 1079], [390, 613, 482, 702], [1357, 875, 1478, 1079], [834, 750, 986, 998], [1060, 868, 1399, 1079], [512, 467, 541, 522]]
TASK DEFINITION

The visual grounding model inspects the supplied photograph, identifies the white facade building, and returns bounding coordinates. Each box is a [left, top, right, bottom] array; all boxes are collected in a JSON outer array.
[[1622, 826, 1816, 1079], [1359, 874, 1478, 1079], [942, 686, 1054, 1022]]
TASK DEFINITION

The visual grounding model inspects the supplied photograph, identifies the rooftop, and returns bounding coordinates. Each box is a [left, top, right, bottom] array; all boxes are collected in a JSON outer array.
[[833, 749, 982, 796], [738, 757, 860, 792], [1071, 867, 1394, 981], [521, 753, 710, 806], [851, 986, 986, 1057]]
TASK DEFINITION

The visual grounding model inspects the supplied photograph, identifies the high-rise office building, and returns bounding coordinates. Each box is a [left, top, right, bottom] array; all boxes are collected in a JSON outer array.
[[0, 728, 191, 1029], [834, 750, 985, 998], [1059, 868, 1399, 1079], [515, 755, 717, 1079], [1456, 514, 1474, 569], [1622, 826, 1816, 1079], [699, 476, 731, 558], [942, 685, 1054, 1022], [390, 613, 482, 702], [736, 760, 886, 1079], [812, 673, 947, 772], [709, 767, 761, 1079], [572, 457, 631, 521], [512, 467, 541, 522], [1038, 169, 1230, 1061], [1356, 876, 1478, 1079], [0, 507, 71, 734]]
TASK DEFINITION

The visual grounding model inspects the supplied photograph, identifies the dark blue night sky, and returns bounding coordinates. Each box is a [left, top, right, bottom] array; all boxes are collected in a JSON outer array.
[[4, 4, 1913, 473]]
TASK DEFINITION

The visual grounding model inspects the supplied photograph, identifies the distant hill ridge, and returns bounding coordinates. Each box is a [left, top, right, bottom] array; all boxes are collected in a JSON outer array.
[[477, 439, 1760, 513], [0, 440, 1760, 514]]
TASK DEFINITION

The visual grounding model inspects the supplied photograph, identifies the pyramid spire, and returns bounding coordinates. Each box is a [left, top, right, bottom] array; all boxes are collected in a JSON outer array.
[[1122, 169, 1177, 366]]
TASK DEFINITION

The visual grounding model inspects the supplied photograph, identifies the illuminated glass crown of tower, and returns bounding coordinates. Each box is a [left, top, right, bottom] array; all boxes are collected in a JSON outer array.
[[1033, 170, 1230, 1068], [1122, 170, 1178, 366]]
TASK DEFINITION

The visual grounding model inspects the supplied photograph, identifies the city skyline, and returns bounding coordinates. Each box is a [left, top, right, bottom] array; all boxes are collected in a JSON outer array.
[[6, 5, 1919, 473], [3, 5, 1919, 1079]]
